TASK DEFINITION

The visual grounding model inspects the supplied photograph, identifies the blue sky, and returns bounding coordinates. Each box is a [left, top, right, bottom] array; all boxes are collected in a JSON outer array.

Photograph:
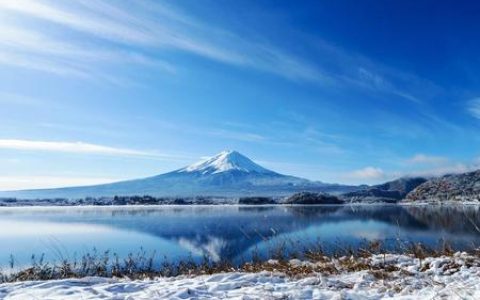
[[1, 0, 480, 190]]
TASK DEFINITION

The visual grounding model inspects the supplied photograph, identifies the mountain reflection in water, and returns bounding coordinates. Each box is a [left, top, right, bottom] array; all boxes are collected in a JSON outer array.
[[0, 205, 479, 267]]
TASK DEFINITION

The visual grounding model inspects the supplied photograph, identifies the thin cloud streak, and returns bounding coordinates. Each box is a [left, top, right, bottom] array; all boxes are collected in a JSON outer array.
[[310, 38, 438, 103], [0, 0, 440, 97], [468, 98, 480, 119], [0, 0, 152, 46], [0, 50, 91, 78], [74, 0, 324, 81], [0, 0, 320, 82], [0, 175, 122, 191], [407, 154, 448, 165], [0, 139, 182, 160], [0, 26, 175, 72]]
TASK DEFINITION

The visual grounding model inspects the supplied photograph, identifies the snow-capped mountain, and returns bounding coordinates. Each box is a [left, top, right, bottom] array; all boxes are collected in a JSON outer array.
[[178, 150, 274, 175], [1, 150, 357, 199]]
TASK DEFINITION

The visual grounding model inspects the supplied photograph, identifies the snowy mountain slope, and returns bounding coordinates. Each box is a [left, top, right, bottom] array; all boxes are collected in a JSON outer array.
[[405, 170, 480, 203], [0, 150, 358, 199], [178, 150, 274, 175], [341, 177, 427, 203]]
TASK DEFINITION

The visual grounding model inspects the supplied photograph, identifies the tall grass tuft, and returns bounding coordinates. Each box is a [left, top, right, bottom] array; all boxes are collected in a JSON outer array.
[[0, 237, 478, 283]]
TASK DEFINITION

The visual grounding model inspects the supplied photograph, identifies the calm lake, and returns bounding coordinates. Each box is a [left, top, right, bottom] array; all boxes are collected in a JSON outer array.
[[1, 205, 480, 269]]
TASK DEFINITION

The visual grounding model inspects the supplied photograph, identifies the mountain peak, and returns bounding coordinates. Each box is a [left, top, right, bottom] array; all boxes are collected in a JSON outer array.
[[178, 150, 274, 175]]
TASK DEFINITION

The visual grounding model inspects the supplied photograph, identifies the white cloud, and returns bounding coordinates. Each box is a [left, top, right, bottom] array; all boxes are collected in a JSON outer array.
[[0, 50, 91, 78], [0, 1, 174, 81], [0, 1, 151, 45], [0, 139, 178, 159], [468, 98, 480, 119], [0, 26, 175, 73], [407, 163, 479, 178], [0, 175, 120, 191], [407, 154, 448, 165], [0, 0, 319, 82], [347, 167, 385, 180], [0, 0, 434, 97], [339, 157, 480, 185]]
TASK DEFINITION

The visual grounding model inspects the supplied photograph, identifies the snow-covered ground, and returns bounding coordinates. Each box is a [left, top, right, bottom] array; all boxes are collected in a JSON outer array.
[[1, 253, 479, 299]]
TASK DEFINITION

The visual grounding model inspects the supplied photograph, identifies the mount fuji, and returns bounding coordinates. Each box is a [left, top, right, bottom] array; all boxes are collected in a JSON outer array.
[[1, 150, 358, 199]]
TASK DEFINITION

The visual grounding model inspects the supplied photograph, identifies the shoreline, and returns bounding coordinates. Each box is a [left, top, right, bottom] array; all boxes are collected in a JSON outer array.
[[0, 201, 479, 210], [1, 252, 479, 299]]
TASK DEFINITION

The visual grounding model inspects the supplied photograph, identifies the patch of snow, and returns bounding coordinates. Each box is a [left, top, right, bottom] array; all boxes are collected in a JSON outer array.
[[2, 253, 480, 299], [179, 150, 274, 175]]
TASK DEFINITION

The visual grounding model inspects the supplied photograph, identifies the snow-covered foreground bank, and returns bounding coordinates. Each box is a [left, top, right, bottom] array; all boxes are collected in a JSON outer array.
[[1, 253, 480, 299]]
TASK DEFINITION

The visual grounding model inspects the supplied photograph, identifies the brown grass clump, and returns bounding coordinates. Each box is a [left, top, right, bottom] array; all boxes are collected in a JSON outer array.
[[1, 238, 478, 283]]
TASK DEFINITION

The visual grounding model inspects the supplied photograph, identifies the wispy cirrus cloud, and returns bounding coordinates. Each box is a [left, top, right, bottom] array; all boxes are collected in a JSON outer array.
[[0, 26, 175, 71], [309, 38, 441, 103], [468, 98, 480, 119], [407, 154, 448, 165], [0, 0, 321, 83], [0, 0, 436, 98], [0, 175, 122, 191], [0, 27, 173, 82], [0, 50, 95, 79], [0, 139, 184, 160]]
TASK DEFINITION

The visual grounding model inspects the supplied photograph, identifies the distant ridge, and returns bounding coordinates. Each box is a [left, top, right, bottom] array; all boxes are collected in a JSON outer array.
[[405, 170, 480, 203], [0, 150, 358, 199], [341, 177, 427, 203]]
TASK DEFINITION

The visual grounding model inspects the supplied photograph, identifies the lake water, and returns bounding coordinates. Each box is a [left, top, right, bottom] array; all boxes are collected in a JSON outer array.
[[1, 205, 480, 269]]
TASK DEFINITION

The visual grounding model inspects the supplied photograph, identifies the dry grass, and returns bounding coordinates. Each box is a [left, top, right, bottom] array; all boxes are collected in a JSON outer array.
[[0, 239, 478, 283]]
